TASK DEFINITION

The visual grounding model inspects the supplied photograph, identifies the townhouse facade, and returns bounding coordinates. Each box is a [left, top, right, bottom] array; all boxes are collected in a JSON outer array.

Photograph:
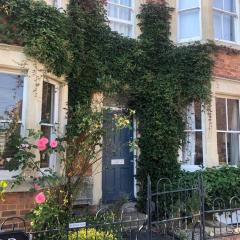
[[1, 0, 240, 220]]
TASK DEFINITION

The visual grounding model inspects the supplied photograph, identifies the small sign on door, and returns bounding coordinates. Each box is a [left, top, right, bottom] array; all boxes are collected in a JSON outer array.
[[111, 159, 125, 165]]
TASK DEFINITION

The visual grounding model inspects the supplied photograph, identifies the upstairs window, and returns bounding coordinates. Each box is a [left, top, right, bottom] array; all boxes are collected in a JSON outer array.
[[216, 97, 240, 165], [181, 102, 204, 166], [0, 73, 24, 170], [213, 0, 238, 42], [178, 0, 201, 41], [107, 0, 134, 37]]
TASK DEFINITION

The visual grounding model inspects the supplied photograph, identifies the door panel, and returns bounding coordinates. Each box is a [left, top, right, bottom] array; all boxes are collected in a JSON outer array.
[[102, 111, 134, 203]]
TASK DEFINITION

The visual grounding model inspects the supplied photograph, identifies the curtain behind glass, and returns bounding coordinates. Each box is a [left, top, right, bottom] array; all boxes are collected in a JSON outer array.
[[228, 133, 240, 165]]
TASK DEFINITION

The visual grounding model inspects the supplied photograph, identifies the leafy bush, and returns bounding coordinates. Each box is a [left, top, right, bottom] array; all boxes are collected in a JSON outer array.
[[178, 166, 240, 209], [69, 228, 116, 240]]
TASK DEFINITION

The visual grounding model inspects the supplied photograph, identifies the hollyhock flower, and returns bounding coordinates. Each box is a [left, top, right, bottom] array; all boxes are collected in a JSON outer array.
[[36, 137, 49, 151], [35, 192, 46, 204], [50, 140, 58, 149]]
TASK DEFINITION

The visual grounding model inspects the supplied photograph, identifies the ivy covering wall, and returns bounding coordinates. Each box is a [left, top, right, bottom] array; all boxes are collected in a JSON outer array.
[[0, 0, 213, 207]]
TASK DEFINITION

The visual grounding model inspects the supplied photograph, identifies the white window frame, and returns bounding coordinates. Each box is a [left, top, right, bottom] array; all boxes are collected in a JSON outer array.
[[177, 0, 202, 43], [180, 102, 206, 168], [216, 96, 240, 165], [107, 0, 135, 38], [213, 0, 240, 44], [0, 72, 27, 181], [40, 79, 59, 171]]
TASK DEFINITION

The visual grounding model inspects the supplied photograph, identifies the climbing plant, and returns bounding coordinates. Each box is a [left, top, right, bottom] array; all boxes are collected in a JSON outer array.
[[131, 3, 213, 208], [0, 0, 213, 213]]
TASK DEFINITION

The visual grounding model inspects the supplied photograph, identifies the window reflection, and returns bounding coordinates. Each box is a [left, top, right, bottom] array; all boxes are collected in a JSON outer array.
[[0, 73, 23, 169], [213, 0, 237, 42], [216, 97, 240, 165], [182, 102, 203, 165], [40, 81, 56, 168], [217, 132, 227, 164], [227, 99, 240, 131], [216, 98, 226, 130]]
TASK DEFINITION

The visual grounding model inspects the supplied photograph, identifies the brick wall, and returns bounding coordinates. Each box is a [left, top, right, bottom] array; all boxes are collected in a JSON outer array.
[[213, 50, 240, 80], [0, 192, 36, 229]]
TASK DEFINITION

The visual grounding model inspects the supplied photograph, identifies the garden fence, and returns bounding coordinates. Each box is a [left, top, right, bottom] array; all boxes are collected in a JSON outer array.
[[1, 175, 240, 239]]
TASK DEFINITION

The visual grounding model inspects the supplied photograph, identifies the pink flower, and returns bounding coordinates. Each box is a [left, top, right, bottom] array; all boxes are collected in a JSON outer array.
[[35, 192, 46, 204], [50, 140, 58, 149], [36, 137, 49, 151], [41, 137, 49, 144]]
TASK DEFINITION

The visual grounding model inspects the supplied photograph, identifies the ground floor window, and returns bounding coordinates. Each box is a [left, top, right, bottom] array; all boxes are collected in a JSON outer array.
[[181, 102, 204, 166], [216, 97, 240, 165], [40, 81, 59, 168], [0, 72, 24, 170]]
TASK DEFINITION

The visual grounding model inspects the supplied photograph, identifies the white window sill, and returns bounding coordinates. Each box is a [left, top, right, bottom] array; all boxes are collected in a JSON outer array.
[[214, 39, 240, 50], [181, 164, 203, 172], [0, 170, 19, 181], [177, 37, 202, 44], [215, 38, 239, 44]]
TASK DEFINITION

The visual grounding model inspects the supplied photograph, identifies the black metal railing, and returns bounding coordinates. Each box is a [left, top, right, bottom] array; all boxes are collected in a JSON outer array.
[[147, 174, 240, 240], [2, 175, 240, 239]]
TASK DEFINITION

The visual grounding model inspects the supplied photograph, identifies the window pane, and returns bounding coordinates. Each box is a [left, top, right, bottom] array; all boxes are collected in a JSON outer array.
[[110, 22, 132, 37], [213, 11, 222, 39], [182, 132, 203, 165], [179, 9, 200, 39], [224, 0, 236, 12], [213, 0, 224, 9], [108, 0, 119, 4], [216, 98, 227, 130], [195, 132, 203, 165], [185, 102, 202, 130], [119, 7, 131, 21], [217, 132, 227, 164], [120, 0, 131, 7], [227, 99, 240, 131], [227, 133, 240, 165], [182, 132, 195, 164], [223, 14, 235, 41], [41, 125, 51, 139], [0, 123, 21, 169], [40, 152, 50, 168], [41, 82, 55, 124], [179, 0, 200, 10], [0, 73, 23, 121], [194, 102, 202, 129], [108, 4, 118, 18]]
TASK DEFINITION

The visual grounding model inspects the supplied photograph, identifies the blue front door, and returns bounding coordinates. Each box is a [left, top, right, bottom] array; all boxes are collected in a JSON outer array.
[[102, 111, 134, 203]]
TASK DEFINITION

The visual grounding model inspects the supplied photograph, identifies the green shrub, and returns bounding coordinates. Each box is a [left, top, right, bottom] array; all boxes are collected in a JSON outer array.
[[178, 166, 240, 209], [69, 228, 116, 240]]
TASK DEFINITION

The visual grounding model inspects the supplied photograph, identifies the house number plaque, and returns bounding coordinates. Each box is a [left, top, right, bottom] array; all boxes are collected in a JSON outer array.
[[111, 159, 125, 165]]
